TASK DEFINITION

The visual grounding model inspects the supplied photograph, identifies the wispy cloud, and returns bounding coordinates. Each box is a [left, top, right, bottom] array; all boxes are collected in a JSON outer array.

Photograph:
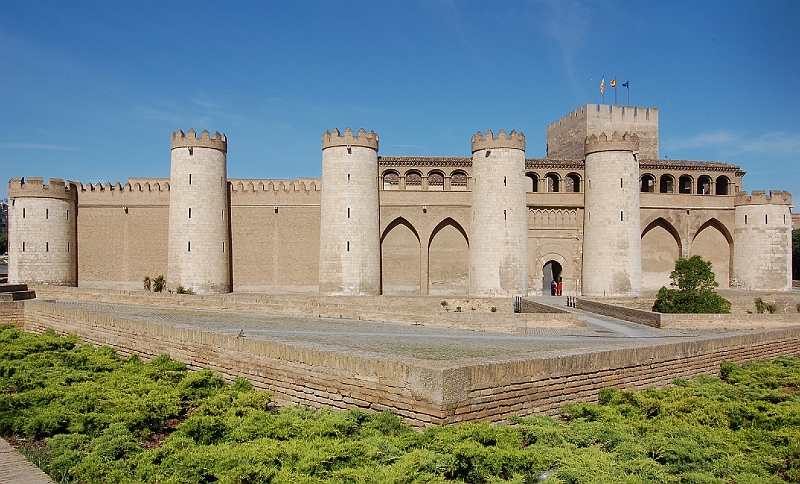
[[664, 130, 800, 158], [0, 143, 79, 151]]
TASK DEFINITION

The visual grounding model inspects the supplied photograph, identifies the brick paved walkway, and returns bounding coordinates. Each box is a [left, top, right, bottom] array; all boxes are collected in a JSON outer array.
[[0, 439, 54, 484]]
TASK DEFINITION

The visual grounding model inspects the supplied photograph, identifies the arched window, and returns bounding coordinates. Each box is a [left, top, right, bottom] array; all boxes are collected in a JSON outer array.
[[382, 170, 399, 190], [405, 170, 422, 190], [428, 171, 444, 190], [526, 172, 539, 192], [566, 173, 581, 193], [450, 170, 468, 191], [545, 173, 560, 193], [659, 174, 674, 193], [679, 175, 693, 194], [697, 175, 712, 195], [715, 176, 730, 195], [640, 174, 656, 193]]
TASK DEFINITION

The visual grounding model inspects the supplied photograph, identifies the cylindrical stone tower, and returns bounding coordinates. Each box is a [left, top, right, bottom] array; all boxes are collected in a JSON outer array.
[[469, 130, 529, 297], [168, 129, 231, 294], [8, 177, 78, 285], [582, 132, 642, 296], [733, 190, 793, 291], [318, 128, 380, 295]]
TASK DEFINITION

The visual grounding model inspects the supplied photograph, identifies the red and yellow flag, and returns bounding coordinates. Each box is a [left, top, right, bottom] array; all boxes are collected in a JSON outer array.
[[610, 78, 617, 88], [600, 78, 605, 94]]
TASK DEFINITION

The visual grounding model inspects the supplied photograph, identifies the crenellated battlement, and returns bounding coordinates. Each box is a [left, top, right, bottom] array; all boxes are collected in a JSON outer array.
[[548, 104, 658, 131], [8, 177, 78, 202], [321, 128, 379, 151], [735, 190, 793, 206], [171, 129, 227, 152], [584, 131, 639, 155], [470, 130, 526, 153], [230, 179, 321, 193], [78, 179, 171, 193]]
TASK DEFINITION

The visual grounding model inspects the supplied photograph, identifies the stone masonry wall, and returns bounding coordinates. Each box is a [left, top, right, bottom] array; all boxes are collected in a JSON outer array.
[[10, 299, 800, 427]]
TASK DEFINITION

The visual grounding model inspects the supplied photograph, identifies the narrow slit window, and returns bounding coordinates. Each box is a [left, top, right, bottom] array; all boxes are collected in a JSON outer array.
[[274, 207, 279, 213], [347, 241, 350, 252], [745, 215, 748, 224], [347, 174, 351, 186], [765, 214, 768, 224], [22, 242, 25, 252], [620, 211, 624, 221], [67, 242, 70, 253], [347, 207, 350, 218], [503, 177, 507, 186], [46, 241, 49, 252], [188, 241, 191, 252], [22, 208, 25, 219], [620, 178, 623, 188], [222, 242, 225, 253], [66, 210, 69, 220], [504, 209, 507, 221], [46, 208, 49, 219], [188, 208, 192, 218], [189, 174, 192, 185]]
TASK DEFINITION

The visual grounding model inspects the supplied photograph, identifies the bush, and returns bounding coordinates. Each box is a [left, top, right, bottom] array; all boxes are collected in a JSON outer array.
[[151, 275, 166, 293], [653, 256, 731, 313], [175, 285, 195, 295], [755, 297, 778, 314], [0, 233, 7, 255]]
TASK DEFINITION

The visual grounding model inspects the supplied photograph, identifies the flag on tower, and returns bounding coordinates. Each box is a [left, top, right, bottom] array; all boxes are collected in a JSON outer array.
[[622, 80, 629, 88], [600, 78, 605, 94], [610, 78, 617, 88]]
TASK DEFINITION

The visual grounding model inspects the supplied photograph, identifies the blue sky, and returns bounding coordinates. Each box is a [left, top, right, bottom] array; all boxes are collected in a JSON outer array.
[[1, 1, 798, 202]]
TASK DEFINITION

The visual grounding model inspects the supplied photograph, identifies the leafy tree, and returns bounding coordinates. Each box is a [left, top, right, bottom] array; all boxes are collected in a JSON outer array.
[[653, 256, 731, 313], [0, 233, 7, 255], [793, 229, 799, 281], [151, 275, 166, 293]]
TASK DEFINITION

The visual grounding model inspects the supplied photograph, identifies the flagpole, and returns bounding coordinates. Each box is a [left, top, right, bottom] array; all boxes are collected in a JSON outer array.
[[627, 78, 630, 106]]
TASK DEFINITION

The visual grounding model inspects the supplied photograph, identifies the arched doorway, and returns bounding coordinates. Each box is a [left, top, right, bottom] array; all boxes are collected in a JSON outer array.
[[542, 260, 562, 296]]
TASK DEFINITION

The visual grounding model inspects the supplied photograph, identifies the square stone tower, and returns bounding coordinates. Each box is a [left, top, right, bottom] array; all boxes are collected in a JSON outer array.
[[546, 104, 658, 160]]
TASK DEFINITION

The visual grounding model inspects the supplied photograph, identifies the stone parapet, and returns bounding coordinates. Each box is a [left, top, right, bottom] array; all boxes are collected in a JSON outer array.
[[734, 190, 792, 206], [470, 130, 525, 153], [8, 177, 78, 202], [584, 131, 639, 155], [171, 129, 227, 153], [321, 128, 378, 151]]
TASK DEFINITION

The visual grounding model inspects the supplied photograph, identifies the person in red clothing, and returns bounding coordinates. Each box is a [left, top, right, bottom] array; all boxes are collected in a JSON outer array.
[[557, 278, 563, 296]]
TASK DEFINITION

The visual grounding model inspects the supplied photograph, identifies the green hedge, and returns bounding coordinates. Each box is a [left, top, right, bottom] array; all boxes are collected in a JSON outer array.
[[2, 324, 799, 483]]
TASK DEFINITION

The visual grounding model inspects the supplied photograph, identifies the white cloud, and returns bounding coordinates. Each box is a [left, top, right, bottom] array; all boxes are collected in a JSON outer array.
[[0, 143, 79, 151], [665, 130, 800, 158]]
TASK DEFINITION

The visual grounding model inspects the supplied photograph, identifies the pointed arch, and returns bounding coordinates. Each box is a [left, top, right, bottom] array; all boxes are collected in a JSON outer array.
[[428, 217, 469, 295], [381, 217, 421, 295], [641, 218, 682, 290], [690, 218, 733, 287]]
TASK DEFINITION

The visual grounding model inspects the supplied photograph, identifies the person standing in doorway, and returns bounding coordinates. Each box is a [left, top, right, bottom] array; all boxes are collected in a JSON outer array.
[[557, 278, 563, 296], [551, 279, 557, 296]]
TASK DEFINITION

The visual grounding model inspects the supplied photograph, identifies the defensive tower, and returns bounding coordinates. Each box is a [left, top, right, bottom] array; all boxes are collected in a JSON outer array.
[[547, 104, 658, 160], [582, 132, 642, 296], [469, 130, 528, 297], [319, 128, 380, 295], [7, 177, 78, 285], [168, 129, 231, 294], [733, 190, 793, 291]]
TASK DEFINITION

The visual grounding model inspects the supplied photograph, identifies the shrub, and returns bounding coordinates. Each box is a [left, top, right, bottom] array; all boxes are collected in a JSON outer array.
[[175, 285, 195, 295], [653, 256, 731, 313], [755, 297, 777, 314], [151, 275, 166, 293]]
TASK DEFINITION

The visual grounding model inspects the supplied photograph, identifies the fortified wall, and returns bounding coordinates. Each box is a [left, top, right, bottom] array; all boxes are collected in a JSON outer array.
[[7, 104, 793, 295]]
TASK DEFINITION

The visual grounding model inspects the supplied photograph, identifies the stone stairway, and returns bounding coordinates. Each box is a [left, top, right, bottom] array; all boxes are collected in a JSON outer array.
[[0, 284, 36, 302]]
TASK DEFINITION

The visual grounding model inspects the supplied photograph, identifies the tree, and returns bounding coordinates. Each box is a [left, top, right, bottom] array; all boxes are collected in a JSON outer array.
[[0, 233, 7, 254], [793, 229, 799, 281], [652, 256, 731, 313]]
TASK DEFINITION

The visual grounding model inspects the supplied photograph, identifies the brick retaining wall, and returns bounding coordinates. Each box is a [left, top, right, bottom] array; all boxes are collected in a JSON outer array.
[[7, 299, 800, 426]]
